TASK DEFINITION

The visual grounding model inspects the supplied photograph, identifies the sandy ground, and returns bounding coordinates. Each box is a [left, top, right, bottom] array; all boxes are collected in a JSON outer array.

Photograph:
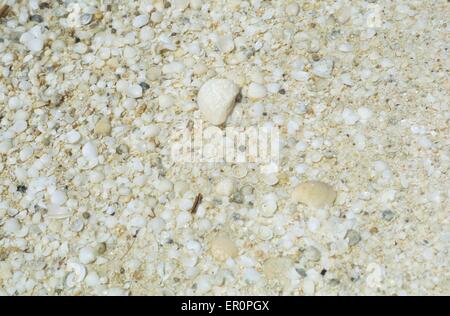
[[0, 0, 449, 295]]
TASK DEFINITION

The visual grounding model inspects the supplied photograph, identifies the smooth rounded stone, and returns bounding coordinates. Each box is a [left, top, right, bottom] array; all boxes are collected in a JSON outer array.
[[216, 35, 235, 53], [132, 14, 149, 28], [345, 229, 361, 246], [215, 178, 235, 196], [285, 3, 299, 16], [292, 181, 337, 208], [197, 78, 240, 125], [82, 142, 98, 160], [210, 235, 238, 261], [66, 130, 81, 144], [155, 178, 173, 193], [94, 117, 111, 136], [262, 257, 294, 280], [26, 37, 44, 52], [50, 190, 67, 206], [85, 271, 101, 287], [150, 11, 163, 24], [140, 26, 155, 41], [79, 246, 96, 264], [12, 120, 28, 133], [4, 218, 21, 235], [126, 84, 143, 98], [247, 82, 267, 99]]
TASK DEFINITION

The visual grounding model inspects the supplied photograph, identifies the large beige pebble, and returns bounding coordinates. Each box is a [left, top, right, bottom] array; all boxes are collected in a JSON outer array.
[[197, 78, 240, 125], [262, 257, 294, 280], [292, 181, 337, 208], [210, 235, 238, 261]]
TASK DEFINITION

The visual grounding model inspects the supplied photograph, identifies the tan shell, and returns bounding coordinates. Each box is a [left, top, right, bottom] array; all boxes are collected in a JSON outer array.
[[210, 235, 238, 261], [292, 181, 337, 208], [94, 117, 111, 136]]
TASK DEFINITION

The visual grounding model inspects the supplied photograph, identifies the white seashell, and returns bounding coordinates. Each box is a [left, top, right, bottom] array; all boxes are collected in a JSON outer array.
[[257, 226, 273, 240], [260, 193, 278, 217], [65, 262, 87, 288], [79, 246, 96, 264], [247, 82, 267, 99], [292, 181, 337, 208], [46, 204, 71, 219], [231, 165, 248, 178]]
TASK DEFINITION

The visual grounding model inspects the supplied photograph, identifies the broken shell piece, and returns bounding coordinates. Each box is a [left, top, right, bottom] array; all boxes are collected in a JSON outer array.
[[197, 78, 240, 125], [292, 181, 337, 208], [94, 117, 111, 136], [46, 204, 71, 219], [262, 257, 294, 280]]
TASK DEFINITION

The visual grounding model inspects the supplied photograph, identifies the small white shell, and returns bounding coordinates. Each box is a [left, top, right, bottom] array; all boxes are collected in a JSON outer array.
[[65, 262, 87, 288], [260, 193, 278, 217], [46, 204, 71, 219], [257, 226, 273, 241]]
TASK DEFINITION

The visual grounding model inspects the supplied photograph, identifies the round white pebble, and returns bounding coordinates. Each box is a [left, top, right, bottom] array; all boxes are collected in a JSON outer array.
[[133, 14, 149, 28], [82, 142, 98, 160], [66, 130, 81, 144], [126, 84, 143, 98], [4, 218, 21, 235], [50, 190, 67, 206], [26, 37, 44, 52], [286, 3, 299, 16], [215, 178, 235, 196], [79, 246, 96, 264], [247, 82, 267, 99]]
